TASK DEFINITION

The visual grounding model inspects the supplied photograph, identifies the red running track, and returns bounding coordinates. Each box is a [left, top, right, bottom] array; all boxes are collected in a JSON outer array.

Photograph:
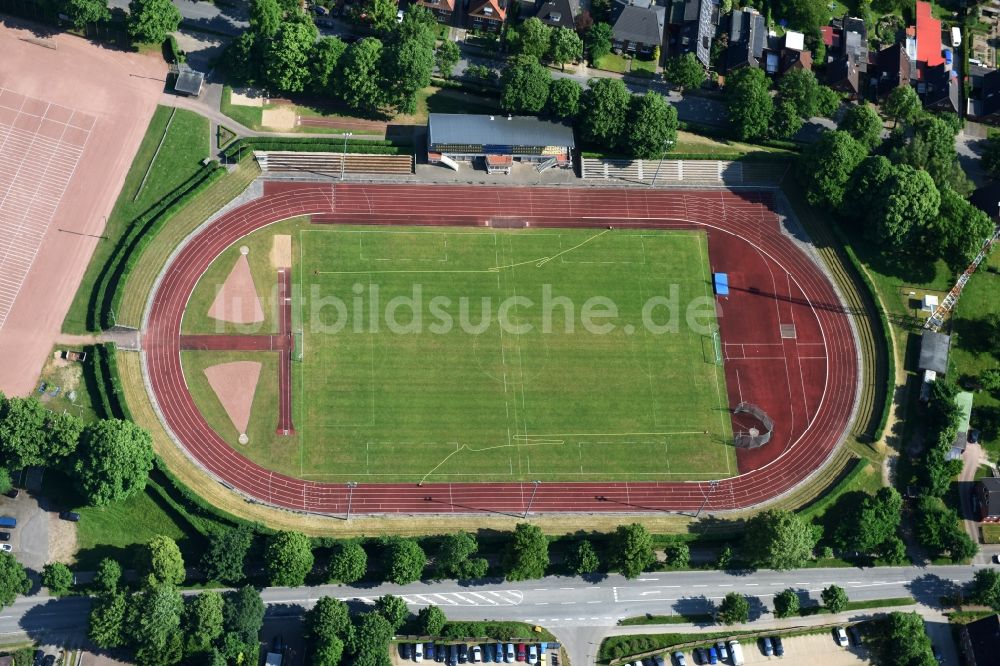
[[143, 182, 858, 516]]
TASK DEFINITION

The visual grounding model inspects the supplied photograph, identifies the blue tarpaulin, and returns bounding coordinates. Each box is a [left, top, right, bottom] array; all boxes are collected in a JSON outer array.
[[714, 272, 729, 296]]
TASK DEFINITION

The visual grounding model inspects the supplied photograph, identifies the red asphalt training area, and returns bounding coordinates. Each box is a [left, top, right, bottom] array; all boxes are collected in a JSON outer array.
[[143, 182, 858, 516]]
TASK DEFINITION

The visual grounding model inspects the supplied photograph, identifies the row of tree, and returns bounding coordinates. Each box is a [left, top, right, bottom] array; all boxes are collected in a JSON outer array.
[[0, 393, 154, 507], [61, 0, 181, 44], [725, 67, 841, 142]]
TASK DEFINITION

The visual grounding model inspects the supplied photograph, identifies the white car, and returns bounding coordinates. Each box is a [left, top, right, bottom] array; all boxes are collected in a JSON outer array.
[[505, 644, 515, 663], [414, 642, 423, 662], [0, 544, 10, 552], [471, 646, 482, 663], [836, 627, 849, 647], [396, 9, 404, 21], [527, 646, 538, 664]]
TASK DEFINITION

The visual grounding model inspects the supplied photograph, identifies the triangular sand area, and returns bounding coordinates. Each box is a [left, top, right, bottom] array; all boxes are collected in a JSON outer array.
[[204, 361, 262, 437], [207, 254, 265, 324]]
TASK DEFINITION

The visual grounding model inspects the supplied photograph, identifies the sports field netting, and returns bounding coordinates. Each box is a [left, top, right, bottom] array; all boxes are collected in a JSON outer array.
[[290, 225, 734, 483]]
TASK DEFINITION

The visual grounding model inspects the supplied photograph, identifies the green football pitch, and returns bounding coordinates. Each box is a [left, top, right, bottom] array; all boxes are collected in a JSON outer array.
[[289, 225, 735, 483]]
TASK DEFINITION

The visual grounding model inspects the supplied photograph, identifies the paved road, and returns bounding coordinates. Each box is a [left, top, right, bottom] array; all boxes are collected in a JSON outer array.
[[109, 0, 248, 35], [2, 565, 988, 664]]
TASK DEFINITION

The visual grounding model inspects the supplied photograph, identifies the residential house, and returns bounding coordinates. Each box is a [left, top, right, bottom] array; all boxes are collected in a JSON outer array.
[[824, 16, 868, 97], [958, 614, 1000, 665], [467, 0, 507, 31], [908, 0, 960, 112], [869, 43, 913, 99], [534, 0, 575, 30], [666, 0, 718, 67], [724, 7, 765, 71], [761, 30, 812, 77], [611, 0, 666, 57], [416, 0, 456, 23], [967, 65, 1000, 123]]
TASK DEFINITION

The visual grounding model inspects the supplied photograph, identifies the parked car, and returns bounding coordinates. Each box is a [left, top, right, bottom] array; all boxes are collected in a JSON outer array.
[[0, 516, 15, 528], [505, 644, 515, 663], [715, 642, 728, 661], [694, 647, 707, 663], [59, 511, 80, 522], [471, 646, 482, 663], [435, 644, 447, 662], [450, 644, 459, 665], [527, 645, 538, 664], [835, 627, 849, 647], [494, 644, 504, 662], [401, 644, 413, 660], [458, 644, 469, 664], [728, 640, 744, 666], [652, 656, 665, 666], [0, 533, 9, 542], [772, 636, 783, 656], [482, 644, 492, 663], [707, 646, 718, 664], [1, 544, 13, 552], [426, 644, 436, 661], [516, 644, 526, 662], [672, 652, 687, 666], [4, 489, 18, 499], [415, 642, 424, 662]]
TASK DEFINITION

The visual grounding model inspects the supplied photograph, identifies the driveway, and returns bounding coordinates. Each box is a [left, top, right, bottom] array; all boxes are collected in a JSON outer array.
[[0, 489, 48, 573]]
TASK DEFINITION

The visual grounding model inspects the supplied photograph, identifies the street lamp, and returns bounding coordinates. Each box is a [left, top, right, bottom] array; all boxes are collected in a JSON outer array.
[[524, 480, 541, 518], [648, 136, 675, 187], [341, 132, 353, 181], [346, 481, 358, 520]]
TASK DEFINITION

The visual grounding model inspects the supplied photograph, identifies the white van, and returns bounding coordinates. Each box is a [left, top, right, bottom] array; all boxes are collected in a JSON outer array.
[[951, 26, 962, 47], [728, 640, 745, 666]]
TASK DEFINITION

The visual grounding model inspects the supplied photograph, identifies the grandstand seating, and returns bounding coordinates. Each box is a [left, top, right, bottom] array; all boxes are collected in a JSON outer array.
[[254, 151, 414, 176]]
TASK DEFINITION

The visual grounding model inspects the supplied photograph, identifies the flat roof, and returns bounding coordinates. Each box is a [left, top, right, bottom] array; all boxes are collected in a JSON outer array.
[[174, 69, 204, 96], [919, 331, 950, 375], [428, 114, 575, 148]]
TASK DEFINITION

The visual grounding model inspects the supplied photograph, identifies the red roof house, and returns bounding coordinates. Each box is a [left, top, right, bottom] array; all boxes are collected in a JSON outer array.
[[915, 0, 944, 67]]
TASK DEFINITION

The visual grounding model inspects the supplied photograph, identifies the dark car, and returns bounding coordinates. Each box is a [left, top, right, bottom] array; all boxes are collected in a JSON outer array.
[[426, 644, 435, 661], [4, 489, 18, 499], [458, 644, 469, 664], [494, 644, 503, 662], [0, 533, 8, 542], [969, 429, 981, 444], [435, 644, 446, 662], [449, 644, 459, 665], [760, 637, 773, 657], [693, 647, 707, 663], [772, 636, 784, 656], [59, 511, 80, 522], [402, 643, 414, 660]]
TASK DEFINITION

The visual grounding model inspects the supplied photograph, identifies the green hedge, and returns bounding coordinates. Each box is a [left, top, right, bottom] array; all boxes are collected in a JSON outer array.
[[85, 344, 115, 421], [829, 224, 895, 442], [103, 165, 226, 328], [164, 35, 184, 64]]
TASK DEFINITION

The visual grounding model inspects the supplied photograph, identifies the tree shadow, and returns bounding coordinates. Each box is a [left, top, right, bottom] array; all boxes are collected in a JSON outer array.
[[952, 315, 1000, 358], [747, 595, 768, 621], [905, 573, 964, 609], [973, 405, 1000, 443], [672, 594, 716, 620]]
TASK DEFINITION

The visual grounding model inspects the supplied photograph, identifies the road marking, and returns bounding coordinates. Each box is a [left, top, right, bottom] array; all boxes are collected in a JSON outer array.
[[534, 588, 549, 592], [640, 591, 661, 596], [637, 578, 660, 582], [587, 600, 601, 604]]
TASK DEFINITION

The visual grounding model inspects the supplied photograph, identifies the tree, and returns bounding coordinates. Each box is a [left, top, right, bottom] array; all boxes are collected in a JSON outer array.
[[822, 584, 849, 613], [742, 509, 816, 570], [89, 591, 127, 649], [94, 557, 122, 594], [47, 411, 83, 462], [62, 0, 111, 30], [352, 612, 393, 666], [548, 27, 583, 69], [140, 535, 186, 586], [983, 369, 1000, 393], [878, 535, 908, 566], [0, 470, 10, 497], [932, 186, 997, 266], [516, 17, 553, 59], [0, 552, 29, 607], [383, 537, 427, 584], [383, 37, 436, 114], [569, 540, 600, 575], [865, 165, 940, 249], [971, 568, 1000, 611], [312, 638, 345, 666], [0, 394, 81, 470], [798, 130, 867, 208], [983, 135, 1000, 179], [546, 78, 582, 119], [374, 594, 409, 631], [578, 77, 631, 149], [718, 592, 750, 624], [201, 526, 253, 585], [397, 4, 437, 48], [435, 40, 461, 78], [833, 487, 904, 555], [609, 523, 655, 579], [770, 100, 803, 139], [838, 103, 884, 151], [500, 55, 552, 114], [815, 86, 841, 117], [503, 522, 549, 581], [328, 541, 368, 583], [367, 0, 398, 32], [126, 0, 181, 44], [725, 67, 773, 141], [776, 68, 819, 118], [74, 419, 154, 506], [623, 92, 678, 159], [773, 588, 800, 618], [664, 542, 690, 569], [127, 584, 184, 665], [434, 532, 487, 580], [771, 0, 826, 33], [41, 562, 73, 595], [183, 592, 225, 657], [884, 85, 921, 127], [663, 52, 705, 91], [585, 22, 613, 64], [222, 586, 265, 665], [310, 37, 348, 94], [337, 38, 385, 114], [416, 605, 447, 636], [305, 596, 353, 644], [266, 530, 314, 587], [868, 612, 936, 666], [891, 115, 971, 195], [248, 0, 282, 38]]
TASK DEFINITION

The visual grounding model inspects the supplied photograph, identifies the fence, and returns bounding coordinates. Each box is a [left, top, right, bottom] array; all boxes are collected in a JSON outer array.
[[580, 158, 790, 185]]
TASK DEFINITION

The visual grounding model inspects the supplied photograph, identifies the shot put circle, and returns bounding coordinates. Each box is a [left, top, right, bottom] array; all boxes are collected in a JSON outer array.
[[239, 246, 250, 255], [238, 433, 249, 445]]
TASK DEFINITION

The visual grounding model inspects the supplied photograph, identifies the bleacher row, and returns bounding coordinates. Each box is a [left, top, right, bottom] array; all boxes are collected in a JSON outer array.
[[580, 158, 789, 184], [254, 151, 414, 176]]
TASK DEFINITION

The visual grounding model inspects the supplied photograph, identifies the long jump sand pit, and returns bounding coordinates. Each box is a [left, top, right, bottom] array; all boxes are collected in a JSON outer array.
[[0, 21, 166, 395]]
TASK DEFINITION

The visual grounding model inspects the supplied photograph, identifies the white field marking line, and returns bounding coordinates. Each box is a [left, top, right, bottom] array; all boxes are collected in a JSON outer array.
[[759, 245, 797, 438], [634, 240, 663, 442], [507, 233, 529, 479], [696, 230, 732, 475], [788, 271, 813, 427]]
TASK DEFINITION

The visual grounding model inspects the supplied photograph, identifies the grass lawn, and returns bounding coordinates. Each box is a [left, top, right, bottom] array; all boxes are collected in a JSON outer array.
[[62, 106, 208, 333], [795, 457, 883, 523], [671, 131, 797, 157], [405, 86, 501, 123], [594, 53, 629, 73], [981, 523, 1000, 544], [35, 347, 100, 422], [220, 86, 264, 130], [631, 57, 659, 76], [281, 225, 734, 483]]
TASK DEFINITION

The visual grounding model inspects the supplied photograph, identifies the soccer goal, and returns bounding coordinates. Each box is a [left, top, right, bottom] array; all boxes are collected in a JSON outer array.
[[293, 329, 304, 362]]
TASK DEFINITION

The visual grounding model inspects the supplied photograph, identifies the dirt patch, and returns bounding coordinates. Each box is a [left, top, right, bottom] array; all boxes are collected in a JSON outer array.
[[261, 107, 297, 130], [271, 234, 292, 269], [230, 88, 266, 107], [37, 352, 83, 402], [48, 513, 78, 565], [207, 253, 265, 325], [204, 360, 262, 436], [0, 20, 164, 397]]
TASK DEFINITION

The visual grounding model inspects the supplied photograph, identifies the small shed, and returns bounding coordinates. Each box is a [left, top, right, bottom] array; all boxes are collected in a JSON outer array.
[[174, 65, 204, 97], [922, 294, 939, 312], [976, 478, 1000, 521], [918, 331, 951, 375], [946, 391, 974, 460]]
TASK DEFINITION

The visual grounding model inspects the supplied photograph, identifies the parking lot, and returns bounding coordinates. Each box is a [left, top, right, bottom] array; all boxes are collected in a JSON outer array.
[[1, 488, 48, 572], [717, 633, 872, 665]]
